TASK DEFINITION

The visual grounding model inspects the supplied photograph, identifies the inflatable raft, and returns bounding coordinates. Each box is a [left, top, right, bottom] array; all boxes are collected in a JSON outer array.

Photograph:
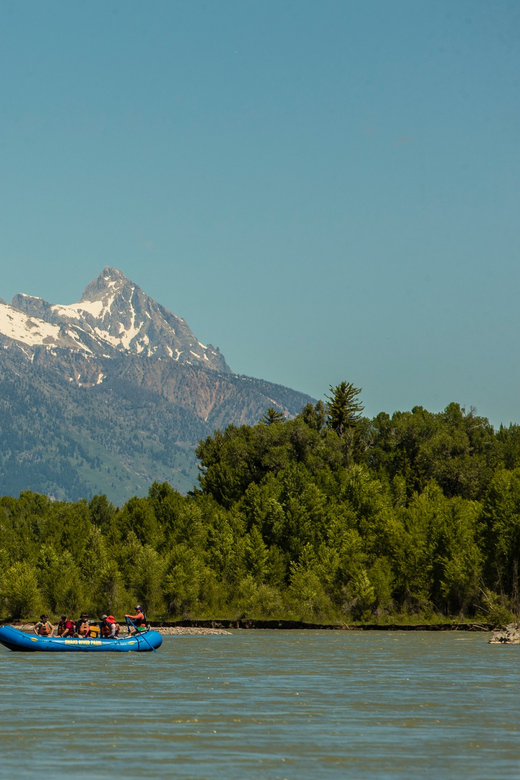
[[0, 625, 163, 653]]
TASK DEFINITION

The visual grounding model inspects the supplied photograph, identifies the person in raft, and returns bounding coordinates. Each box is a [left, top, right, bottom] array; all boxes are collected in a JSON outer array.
[[100, 614, 119, 639], [75, 612, 90, 637], [57, 615, 75, 637], [125, 605, 146, 635], [33, 614, 55, 637]]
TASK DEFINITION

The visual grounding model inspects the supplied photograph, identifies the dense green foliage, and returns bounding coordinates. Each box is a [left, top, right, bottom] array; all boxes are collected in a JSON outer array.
[[2, 384, 520, 625]]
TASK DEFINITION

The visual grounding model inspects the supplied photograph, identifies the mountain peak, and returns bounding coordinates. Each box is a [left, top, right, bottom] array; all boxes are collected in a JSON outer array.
[[81, 266, 132, 302], [4, 268, 230, 372]]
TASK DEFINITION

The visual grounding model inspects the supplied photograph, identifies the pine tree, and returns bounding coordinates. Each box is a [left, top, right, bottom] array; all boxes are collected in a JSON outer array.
[[325, 382, 364, 438], [260, 407, 286, 425]]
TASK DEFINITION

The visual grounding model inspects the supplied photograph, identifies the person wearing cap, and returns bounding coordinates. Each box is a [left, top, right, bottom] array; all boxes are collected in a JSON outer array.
[[100, 614, 119, 639], [99, 614, 109, 637], [75, 612, 90, 638], [33, 614, 54, 637], [125, 605, 146, 635]]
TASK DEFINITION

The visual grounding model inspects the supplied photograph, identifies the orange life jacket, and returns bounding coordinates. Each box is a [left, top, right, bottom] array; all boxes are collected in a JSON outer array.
[[37, 621, 51, 636], [77, 620, 90, 637]]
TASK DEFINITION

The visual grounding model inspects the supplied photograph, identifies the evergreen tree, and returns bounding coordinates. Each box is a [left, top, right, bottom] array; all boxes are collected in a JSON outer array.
[[260, 407, 286, 425], [300, 400, 327, 432], [325, 382, 364, 438]]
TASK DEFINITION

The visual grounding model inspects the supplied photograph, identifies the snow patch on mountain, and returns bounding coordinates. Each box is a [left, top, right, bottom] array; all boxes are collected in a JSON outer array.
[[52, 300, 105, 320], [6, 267, 230, 373], [0, 303, 67, 347]]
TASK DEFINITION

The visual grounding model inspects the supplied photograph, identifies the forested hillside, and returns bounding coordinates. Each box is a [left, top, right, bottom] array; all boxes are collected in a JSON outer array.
[[0, 347, 314, 502], [2, 383, 520, 625]]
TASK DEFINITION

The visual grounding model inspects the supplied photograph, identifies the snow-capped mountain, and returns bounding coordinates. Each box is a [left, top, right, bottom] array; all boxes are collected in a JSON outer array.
[[0, 267, 316, 503], [7, 267, 229, 372]]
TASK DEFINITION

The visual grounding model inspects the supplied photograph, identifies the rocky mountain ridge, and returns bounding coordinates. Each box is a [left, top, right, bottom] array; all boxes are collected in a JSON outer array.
[[0, 269, 315, 503]]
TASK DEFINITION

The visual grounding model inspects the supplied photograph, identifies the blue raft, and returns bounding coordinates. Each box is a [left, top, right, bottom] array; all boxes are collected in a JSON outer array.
[[0, 625, 163, 653]]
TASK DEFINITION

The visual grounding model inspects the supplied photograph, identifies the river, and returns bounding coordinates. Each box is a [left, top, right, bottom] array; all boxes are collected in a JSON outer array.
[[0, 630, 518, 779]]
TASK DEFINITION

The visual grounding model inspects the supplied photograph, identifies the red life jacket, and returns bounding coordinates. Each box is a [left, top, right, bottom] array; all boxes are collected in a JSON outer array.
[[62, 620, 75, 637]]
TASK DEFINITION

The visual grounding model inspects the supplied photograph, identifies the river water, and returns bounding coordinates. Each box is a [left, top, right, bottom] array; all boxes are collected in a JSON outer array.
[[0, 630, 518, 779]]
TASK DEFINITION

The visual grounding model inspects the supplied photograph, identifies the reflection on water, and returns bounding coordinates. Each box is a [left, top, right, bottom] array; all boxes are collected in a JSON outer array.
[[0, 631, 519, 779]]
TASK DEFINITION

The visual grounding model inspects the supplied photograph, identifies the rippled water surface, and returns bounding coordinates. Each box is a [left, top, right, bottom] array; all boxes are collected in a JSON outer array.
[[1, 630, 519, 779]]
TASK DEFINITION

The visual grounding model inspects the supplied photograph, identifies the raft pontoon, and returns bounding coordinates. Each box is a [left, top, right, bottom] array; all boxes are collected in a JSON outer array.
[[0, 624, 162, 653]]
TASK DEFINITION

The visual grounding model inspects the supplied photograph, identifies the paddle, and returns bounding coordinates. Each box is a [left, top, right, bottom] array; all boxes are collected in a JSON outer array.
[[125, 616, 157, 653]]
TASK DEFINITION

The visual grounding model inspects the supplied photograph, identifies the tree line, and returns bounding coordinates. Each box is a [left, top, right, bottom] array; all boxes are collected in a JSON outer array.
[[2, 382, 520, 625]]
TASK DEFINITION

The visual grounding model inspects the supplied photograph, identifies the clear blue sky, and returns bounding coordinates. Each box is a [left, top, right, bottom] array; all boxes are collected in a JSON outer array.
[[1, 1, 519, 426]]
